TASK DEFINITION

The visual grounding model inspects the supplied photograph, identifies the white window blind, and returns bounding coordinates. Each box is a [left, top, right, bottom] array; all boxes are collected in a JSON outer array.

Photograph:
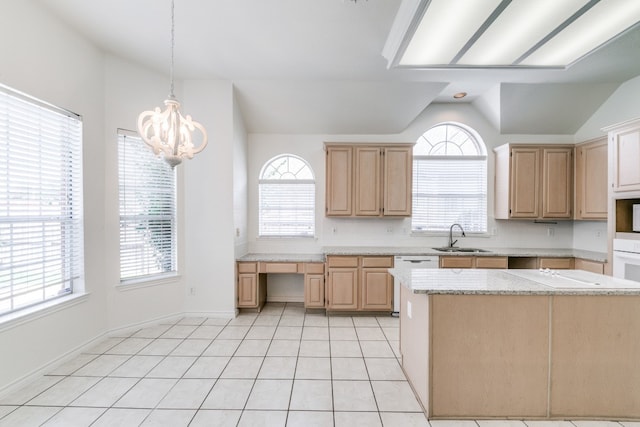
[[412, 123, 488, 233], [0, 85, 84, 316], [259, 154, 315, 237], [118, 130, 176, 281]]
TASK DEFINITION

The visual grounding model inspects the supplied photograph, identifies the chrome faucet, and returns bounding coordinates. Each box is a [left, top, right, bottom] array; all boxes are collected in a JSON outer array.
[[448, 223, 466, 248]]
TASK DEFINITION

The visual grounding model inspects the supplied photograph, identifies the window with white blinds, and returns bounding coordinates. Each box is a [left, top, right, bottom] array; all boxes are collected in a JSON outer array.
[[412, 123, 487, 233], [259, 154, 315, 237], [118, 130, 176, 281], [0, 84, 84, 316]]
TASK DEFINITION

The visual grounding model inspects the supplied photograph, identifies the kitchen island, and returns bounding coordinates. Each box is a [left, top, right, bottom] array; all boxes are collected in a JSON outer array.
[[390, 267, 640, 421]]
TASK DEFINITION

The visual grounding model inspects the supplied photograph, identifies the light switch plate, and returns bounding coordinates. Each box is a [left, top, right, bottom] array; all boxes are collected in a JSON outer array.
[[407, 301, 412, 319]]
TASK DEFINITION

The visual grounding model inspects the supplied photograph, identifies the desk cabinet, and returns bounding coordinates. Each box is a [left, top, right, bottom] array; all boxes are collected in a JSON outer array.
[[236, 262, 266, 311], [304, 263, 326, 308]]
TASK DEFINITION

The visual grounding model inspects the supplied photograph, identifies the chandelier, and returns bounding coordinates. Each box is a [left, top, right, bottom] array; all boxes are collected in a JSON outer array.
[[137, 0, 208, 168]]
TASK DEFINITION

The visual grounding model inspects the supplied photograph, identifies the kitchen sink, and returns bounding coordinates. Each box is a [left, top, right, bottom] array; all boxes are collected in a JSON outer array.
[[432, 247, 491, 253]]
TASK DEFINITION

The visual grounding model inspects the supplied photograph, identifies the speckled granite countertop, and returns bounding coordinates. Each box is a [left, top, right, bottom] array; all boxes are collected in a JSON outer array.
[[237, 247, 607, 263], [237, 253, 325, 263], [321, 246, 607, 262], [389, 267, 640, 295]]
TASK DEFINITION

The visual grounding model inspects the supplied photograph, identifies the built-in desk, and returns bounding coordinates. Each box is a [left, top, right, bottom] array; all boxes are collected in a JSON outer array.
[[236, 254, 325, 312]]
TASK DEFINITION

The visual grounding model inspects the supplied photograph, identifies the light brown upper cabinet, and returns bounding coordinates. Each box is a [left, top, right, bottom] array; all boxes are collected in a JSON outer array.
[[574, 137, 608, 220], [604, 118, 640, 193], [494, 144, 573, 220], [325, 143, 413, 217]]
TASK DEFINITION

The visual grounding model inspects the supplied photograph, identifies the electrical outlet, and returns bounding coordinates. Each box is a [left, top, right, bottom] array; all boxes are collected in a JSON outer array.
[[596, 230, 602, 238], [491, 227, 498, 236], [235, 228, 240, 237], [332, 227, 337, 234], [386, 227, 393, 233], [407, 301, 412, 319], [189, 287, 196, 296], [547, 227, 555, 237]]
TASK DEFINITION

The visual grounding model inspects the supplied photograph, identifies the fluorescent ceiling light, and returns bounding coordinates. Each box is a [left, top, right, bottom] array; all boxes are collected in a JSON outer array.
[[385, 0, 640, 68], [521, 0, 640, 66]]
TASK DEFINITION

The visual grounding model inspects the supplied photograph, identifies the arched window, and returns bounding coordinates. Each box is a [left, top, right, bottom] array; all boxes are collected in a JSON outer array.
[[259, 154, 315, 237], [412, 123, 487, 233]]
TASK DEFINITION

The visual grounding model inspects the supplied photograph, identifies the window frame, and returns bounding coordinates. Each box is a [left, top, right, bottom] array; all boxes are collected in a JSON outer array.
[[118, 129, 178, 284], [0, 84, 84, 317], [411, 122, 488, 235], [258, 154, 316, 238]]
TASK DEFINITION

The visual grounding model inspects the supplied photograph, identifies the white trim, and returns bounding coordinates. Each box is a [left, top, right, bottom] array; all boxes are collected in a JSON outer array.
[[0, 293, 90, 333], [266, 296, 305, 303], [0, 309, 183, 399], [117, 274, 181, 291], [183, 310, 238, 318]]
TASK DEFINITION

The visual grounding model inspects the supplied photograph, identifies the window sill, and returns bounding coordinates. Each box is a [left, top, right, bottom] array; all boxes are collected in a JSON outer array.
[[411, 231, 491, 238], [257, 235, 317, 240], [0, 292, 90, 333], [117, 273, 181, 292]]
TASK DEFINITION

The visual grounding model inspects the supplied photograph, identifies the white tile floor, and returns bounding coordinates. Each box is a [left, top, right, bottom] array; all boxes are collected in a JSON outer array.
[[0, 302, 638, 427]]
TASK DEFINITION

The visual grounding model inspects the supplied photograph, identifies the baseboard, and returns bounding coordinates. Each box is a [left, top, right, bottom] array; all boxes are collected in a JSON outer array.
[[0, 309, 234, 399], [266, 296, 304, 303]]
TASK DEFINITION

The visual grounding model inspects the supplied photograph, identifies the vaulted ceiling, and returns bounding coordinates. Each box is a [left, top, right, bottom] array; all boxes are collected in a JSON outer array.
[[38, 0, 640, 135]]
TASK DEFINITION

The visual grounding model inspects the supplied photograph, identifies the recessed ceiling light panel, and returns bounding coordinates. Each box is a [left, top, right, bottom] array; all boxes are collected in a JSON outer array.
[[386, 0, 640, 69]]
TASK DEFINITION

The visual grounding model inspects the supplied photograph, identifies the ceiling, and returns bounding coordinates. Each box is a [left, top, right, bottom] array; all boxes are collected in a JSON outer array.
[[37, 0, 640, 135]]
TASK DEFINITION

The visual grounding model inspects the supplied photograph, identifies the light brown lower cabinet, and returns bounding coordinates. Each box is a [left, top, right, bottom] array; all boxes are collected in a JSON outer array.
[[400, 290, 640, 420], [304, 263, 325, 308], [439, 256, 508, 269], [236, 262, 266, 311], [538, 257, 574, 269], [574, 258, 605, 274], [326, 255, 393, 311]]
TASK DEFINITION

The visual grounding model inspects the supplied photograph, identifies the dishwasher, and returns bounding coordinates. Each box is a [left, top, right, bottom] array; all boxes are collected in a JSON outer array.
[[392, 255, 439, 316]]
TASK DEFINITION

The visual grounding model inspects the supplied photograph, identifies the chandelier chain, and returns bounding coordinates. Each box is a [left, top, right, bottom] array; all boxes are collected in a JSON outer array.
[[169, 0, 175, 98]]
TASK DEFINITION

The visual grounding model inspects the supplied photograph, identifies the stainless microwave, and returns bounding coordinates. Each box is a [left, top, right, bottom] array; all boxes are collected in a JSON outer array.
[[634, 204, 640, 232]]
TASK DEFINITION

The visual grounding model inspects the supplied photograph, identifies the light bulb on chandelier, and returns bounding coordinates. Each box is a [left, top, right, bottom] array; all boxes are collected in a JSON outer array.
[[137, 0, 207, 168]]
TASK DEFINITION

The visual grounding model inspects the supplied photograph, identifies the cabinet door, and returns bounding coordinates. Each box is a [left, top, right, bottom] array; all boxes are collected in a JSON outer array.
[[575, 139, 608, 220], [237, 273, 257, 307], [510, 148, 540, 218], [383, 146, 412, 216], [354, 146, 381, 216], [327, 268, 358, 310], [612, 127, 640, 192], [440, 256, 474, 268], [574, 258, 604, 274], [361, 268, 393, 311], [304, 274, 325, 308], [538, 257, 574, 270], [542, 147, 573, 218], [326, 146, 353, 216], [475, 256, 508, 269]]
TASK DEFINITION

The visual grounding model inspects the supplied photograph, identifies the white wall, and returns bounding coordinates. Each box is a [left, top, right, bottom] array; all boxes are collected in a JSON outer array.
[[247, 103, 577, 256], [233, 89, 249, 257], [182, 80, 237, 317], [0, 0, 107, 390], [103, 55, 186, 330], [575, 75, 640, 142]]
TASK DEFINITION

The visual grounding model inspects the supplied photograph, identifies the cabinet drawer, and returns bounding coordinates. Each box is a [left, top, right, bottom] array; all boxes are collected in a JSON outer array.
[[261, 262, 301, 273], [475, 257, 508, 269], [440, 256, 474, 268], [327, 256, 359, 268], [305, 263, 325, 274], [361, 256, 393, 268], [237, 262, 257, 273], [538, 257, 574, 270]]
